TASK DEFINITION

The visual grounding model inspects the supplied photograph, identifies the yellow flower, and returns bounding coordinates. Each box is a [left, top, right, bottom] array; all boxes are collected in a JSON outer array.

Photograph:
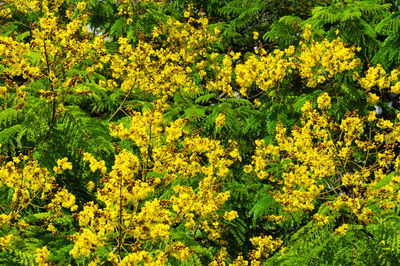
[[0, 86, 7, 98], [216, 113, 226, 128], [55, 103, 65, 117], [83, 152, 107, 174], [231, 255, 249, 266], [223, 210, 239, 221], [250, 235, 283, 260], [76, 2, 86, 11], [317, 75, 326, 84], [244, 164, 253, 173], [53, 157, 72, 174], [35, 246, 51, 265], [0, 234, 14, 250], [167, 242, 191, 261], [366, 93, 380, 103], [391, 82, 400, 94], [303, 24, 312, 40], [367, 111, 377, 122], [47, 223, 57, 234], [312, 214, 329, 226], [253, 31, 259, 40], [300, 100, 313, 113], [335, 224, 349, 235], [87, 181, 95, 191], [317, 92, 331, 110]]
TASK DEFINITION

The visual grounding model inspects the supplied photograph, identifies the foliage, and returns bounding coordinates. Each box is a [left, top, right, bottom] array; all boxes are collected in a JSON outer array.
[[1, 0, 400, 265]]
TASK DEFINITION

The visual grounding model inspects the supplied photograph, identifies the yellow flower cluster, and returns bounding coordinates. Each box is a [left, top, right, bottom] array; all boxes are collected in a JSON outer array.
[[110, 104, 239, 182], [230, 255, 249, 266], [224, 210, 239, 221], [116, 0, 164, 21], [83, 152, 107, 175], [109, 249, 169, 265], [35, 246, 51, 266], [246, 92, 400, 225], [0, 234, 14, 250], [0, 152, 78, 261], [253, 32, 259, 40], [209, 247, 229, 265], [0, 36, 41, 83], [134, 199, 172, 240], [359, 63, 400, 103], [0, 0, 112, 121], [335, 224, 349, 236], [0, 7, 12, 18], [216, 112, 226, 128], [206, 53, 239, 97], [171, 175, 236, 240], [1, 0, 42, 15], [181, 136, 240, 178], [71, 103, 240, 263], [297, 30, 361, 88], [0, 154, 76, 212], [235, 48, 294, 96], [233, 25, 362, 99], [110, 12, 222, 99], [53, 157, 73, 174], [312, 213, 330, 226], [317, 92, 331, 109], [249, 235, 283, 264], [48, 188, 78, 212], [69, 228, 105, 258]]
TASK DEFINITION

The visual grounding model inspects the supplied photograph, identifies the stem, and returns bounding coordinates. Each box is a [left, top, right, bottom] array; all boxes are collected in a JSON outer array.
[[117, 173, 123, 258], [0, 204, 5, 214], [107, 85, 133, 122], [326, 126, 347, 188], [289, 211, 297, 228], [43, 38, 57, 139], [193, 223, 199, 240], [142, 122, 152, 181], [363, 126, 372, 169]]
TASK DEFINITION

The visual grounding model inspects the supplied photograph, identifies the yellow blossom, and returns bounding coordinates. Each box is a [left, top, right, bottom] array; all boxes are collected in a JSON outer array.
[[0, 235, 14, 250], [224, 210, 239, 221], [53, 157, 72, 174], [253, 32, 259, 40], [35, 246, 51, 266], [244, 165, 253, 173], [216, 113, 226, 128], [0, 86, 7, 98], [87, 181, 95, 191], [250, 235, 283, 260], [335, 224, 349, 235], [366, 92, 380, 103], [317, 92, 331, 109], [76, 1, 87, 11], [47, 223, 57, 234]]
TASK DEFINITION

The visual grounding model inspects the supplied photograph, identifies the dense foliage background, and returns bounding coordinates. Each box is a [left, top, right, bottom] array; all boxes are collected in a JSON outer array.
[[2, 0, 400, 265]]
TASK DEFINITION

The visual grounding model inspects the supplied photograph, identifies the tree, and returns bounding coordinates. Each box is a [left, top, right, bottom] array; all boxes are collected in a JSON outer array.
[[1, 0, 400, 265]]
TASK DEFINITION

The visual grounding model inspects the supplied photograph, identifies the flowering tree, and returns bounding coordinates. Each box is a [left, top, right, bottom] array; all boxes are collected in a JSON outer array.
[[1, 0, 400, 265]]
